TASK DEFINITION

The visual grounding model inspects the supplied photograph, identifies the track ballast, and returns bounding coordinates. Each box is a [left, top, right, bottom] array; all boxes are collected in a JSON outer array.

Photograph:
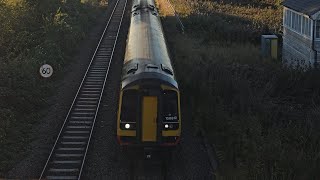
[[38, 0, 128, 179]]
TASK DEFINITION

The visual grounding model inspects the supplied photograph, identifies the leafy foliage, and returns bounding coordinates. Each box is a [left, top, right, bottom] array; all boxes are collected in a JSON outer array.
[[0, 0, 106, 174], [161, 0, 320, 178]]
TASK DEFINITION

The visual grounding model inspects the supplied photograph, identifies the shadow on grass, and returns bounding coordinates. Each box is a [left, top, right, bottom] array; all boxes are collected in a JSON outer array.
[[161, 7, 320, 179]]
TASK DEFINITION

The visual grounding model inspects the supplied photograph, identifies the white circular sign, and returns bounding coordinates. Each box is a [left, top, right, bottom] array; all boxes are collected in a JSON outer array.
[[39, 64, 53, 78]]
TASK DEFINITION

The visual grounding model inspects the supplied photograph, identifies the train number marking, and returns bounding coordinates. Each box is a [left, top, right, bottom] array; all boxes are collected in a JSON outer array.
[[165, 116, 177, 121]]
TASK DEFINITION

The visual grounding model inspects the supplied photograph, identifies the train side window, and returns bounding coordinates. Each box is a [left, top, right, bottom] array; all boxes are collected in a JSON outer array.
[[162, 90, 178, 122], [120, 90, 139, 122]]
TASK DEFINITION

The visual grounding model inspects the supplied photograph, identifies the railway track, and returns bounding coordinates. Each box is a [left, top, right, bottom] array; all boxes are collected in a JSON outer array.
[[38, 0, 128, 179], [130, 162, 167, 180], [128, 150, 171, 180]]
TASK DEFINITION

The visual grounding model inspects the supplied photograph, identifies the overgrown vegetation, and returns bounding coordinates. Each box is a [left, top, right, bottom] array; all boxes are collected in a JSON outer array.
[[0, 0, 106, 174], [158, 0, 320, 179]]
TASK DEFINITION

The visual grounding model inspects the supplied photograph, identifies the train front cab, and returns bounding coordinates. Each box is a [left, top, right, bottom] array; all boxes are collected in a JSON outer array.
[[117, 83, 181, 147]]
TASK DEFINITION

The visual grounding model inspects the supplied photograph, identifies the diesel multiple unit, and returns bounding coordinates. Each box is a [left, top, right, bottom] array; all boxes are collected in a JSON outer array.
[[117, 0, 181, 146]]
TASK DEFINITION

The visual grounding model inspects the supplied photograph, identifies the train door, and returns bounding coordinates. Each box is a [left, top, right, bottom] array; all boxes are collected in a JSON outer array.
[[142, 96, 157, 142]]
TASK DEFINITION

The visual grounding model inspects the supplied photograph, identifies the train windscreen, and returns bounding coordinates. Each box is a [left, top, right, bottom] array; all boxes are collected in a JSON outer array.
[[162, 90, 179, 122], [120, 90, 138, 130]]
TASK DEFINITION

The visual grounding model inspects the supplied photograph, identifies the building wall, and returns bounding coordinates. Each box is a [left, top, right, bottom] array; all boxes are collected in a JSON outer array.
[[315, 17, 320, 66], [282, 26, 315, 68], [317, 52, 320, 67]]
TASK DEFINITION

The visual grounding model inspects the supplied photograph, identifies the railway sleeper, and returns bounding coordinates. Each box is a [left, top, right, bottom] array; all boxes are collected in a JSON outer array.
[[46, 175, 78, 180]]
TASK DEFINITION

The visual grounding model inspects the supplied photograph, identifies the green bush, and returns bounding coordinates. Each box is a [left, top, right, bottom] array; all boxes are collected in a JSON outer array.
[[161, 0, 320, 176], [0, 0, 106, 174], [173, 41, 320, 178]]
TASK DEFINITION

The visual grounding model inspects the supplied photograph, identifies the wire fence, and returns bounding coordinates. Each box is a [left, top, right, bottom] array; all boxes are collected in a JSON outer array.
[[166, 0, 185, 33]]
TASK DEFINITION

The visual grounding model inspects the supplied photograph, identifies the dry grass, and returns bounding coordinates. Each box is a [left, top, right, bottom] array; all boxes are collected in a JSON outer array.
[[171, 0, 282, 33], [156, 0, 175, 16]]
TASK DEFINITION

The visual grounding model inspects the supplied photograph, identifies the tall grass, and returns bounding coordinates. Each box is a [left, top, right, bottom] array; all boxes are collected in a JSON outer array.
[[172, 0, 282, 43], [0, 0, 106, 174], [159, 0, 320, 178]]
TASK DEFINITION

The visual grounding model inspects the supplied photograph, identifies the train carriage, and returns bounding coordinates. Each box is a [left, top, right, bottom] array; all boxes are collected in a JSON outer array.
[[117, 0, 181, 147]]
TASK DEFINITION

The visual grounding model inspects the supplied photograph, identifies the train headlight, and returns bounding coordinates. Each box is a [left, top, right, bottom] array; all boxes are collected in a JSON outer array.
[[163, 123, 179, 130], [120, 122, 136, 130]]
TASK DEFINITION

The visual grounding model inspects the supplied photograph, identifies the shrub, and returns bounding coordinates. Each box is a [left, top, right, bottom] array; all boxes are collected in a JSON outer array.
[[0, 0, 106, 174], [160, 0, 320, 176]]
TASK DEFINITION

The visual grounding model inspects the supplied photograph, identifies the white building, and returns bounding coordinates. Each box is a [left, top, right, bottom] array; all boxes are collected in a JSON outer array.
[[282, 0, 320, 68]]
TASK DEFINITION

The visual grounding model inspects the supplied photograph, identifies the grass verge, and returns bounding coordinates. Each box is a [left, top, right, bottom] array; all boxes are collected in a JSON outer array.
[[0, 0, 107, 174], [158, 0, 320, 178]]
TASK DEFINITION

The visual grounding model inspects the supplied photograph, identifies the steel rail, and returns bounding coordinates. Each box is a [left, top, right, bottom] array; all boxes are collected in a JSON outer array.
[[78, 0, 128, 178], [38, 0, 127, 179]]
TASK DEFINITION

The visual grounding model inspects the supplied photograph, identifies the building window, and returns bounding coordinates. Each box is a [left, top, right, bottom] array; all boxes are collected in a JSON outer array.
[[297, 14, 301, 33], [284, 8, 312, 38], [316, 20, 320, 39], [307, 18, 311, 36], [302, 16, 311, 37], [288, 11, 291, 26], [302, 16, 306, 34], [292, 13, 298, 31]]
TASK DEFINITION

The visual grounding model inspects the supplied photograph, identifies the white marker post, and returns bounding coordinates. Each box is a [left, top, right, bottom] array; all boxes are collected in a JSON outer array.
[[39, 64, 53, 78]]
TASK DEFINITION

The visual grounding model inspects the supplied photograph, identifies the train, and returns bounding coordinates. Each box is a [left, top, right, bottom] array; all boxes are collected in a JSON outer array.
[[117, 0, 181, 148]]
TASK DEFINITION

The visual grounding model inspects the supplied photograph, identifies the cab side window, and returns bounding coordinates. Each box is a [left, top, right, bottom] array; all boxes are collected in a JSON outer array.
[[316, 20, 320, 39]]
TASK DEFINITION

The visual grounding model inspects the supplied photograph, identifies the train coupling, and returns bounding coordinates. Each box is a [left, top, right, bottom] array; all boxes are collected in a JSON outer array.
[[144, 147, 154, 160]]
